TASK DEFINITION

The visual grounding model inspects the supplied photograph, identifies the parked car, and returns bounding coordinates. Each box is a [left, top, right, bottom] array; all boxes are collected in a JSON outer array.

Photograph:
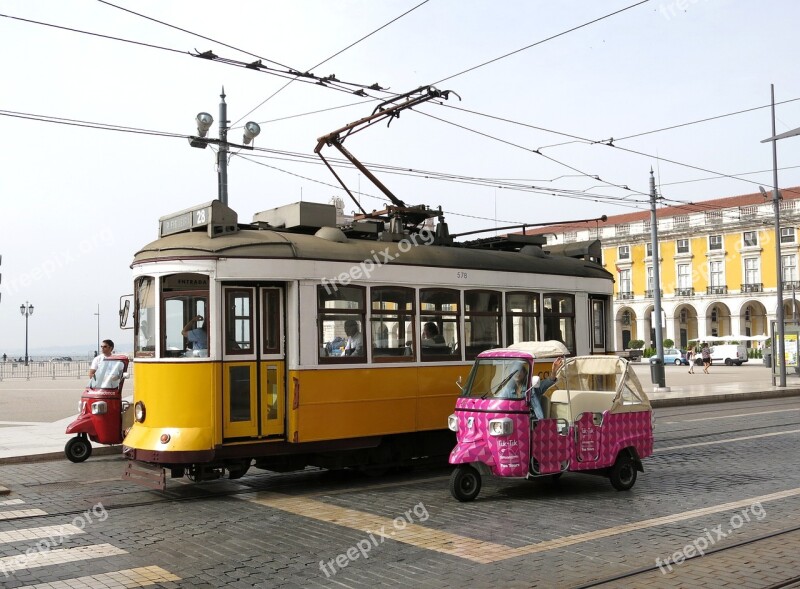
[[50, 356, 73, 362], [660, 348, 689, 365]]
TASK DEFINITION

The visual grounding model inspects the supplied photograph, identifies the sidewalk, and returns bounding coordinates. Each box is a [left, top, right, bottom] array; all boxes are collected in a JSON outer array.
[[1, 370, 800, 465]]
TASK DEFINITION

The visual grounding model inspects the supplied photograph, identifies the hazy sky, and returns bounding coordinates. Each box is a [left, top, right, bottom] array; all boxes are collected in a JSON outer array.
[[1, 0, 799, 354]]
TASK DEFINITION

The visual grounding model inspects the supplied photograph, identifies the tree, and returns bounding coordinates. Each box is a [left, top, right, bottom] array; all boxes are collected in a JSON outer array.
[[663, 338, 674, 348]]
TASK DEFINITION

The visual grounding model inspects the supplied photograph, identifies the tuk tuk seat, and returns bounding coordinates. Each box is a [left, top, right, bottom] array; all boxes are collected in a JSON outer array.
[[547, 389, 617, 422]]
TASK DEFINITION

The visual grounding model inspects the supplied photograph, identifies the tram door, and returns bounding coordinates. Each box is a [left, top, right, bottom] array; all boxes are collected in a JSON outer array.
[[222, 285, 285, 440]]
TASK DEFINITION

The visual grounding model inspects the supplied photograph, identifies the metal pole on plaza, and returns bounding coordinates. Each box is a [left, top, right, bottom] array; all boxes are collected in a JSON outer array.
[[20, 301, 33, 366], [650, 170, 666, 388], [94, 304, 100, 358], [218, 88, 229, 206]]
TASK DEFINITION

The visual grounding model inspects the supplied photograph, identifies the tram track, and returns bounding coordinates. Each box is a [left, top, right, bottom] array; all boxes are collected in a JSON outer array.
[[569, 522, 800, 589], [654, 420, 800, 444]]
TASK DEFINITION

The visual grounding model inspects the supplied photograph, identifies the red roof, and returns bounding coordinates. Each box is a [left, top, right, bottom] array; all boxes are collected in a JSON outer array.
[[519, 186, 800, 235]]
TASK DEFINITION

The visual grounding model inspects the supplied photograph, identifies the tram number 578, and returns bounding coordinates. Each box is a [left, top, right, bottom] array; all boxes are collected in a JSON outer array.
[[456, 271, 468, 279]]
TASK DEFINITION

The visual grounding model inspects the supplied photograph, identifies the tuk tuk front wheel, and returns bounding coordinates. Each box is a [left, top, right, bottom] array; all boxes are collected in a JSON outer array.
[[65, 436, 93, 463], [449, 464, 482, 502], [609, 454, 637, 491]]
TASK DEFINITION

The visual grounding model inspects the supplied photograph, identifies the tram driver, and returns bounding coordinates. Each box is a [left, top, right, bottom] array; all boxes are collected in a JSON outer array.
[[182, 315, 208, 357], [343, 319, 364, 356]]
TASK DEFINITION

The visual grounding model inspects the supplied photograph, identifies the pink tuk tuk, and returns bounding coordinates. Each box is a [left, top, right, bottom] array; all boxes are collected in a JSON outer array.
[[447, 341, 654, 501]]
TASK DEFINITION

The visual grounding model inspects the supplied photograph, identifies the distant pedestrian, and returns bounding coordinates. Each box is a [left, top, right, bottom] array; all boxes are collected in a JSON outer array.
[[687, 349, 694, 374], [701, 343, 711, 374]]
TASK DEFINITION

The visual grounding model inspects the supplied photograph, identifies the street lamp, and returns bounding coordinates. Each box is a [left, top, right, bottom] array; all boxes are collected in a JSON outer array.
[[760, 84, 800, 387], [188, 88, 262, 206], [94, 304, 100, 358], [19, 301, 33, 366]]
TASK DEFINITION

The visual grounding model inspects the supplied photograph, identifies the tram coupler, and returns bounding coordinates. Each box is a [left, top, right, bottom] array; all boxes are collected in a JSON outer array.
[[123, 461, 166, 491]]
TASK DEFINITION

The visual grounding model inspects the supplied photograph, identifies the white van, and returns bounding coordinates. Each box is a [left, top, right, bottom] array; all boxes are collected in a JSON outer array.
[[710, 344, 748, 366]]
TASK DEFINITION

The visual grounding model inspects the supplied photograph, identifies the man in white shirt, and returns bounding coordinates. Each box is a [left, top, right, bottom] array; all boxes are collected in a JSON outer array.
[[88, 340, 114, 378]]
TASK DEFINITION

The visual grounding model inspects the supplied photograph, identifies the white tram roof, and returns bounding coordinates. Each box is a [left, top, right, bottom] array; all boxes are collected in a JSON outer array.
[[134, 218, 611, 280]]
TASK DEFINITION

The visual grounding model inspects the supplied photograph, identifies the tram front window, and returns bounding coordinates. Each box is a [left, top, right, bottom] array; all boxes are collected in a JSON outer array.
[[134, 276, 155, 358], [160, 273, 210, 358]]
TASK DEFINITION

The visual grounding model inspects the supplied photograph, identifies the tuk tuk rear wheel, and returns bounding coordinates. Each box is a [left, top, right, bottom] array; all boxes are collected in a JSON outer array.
[[609, 454, 637, 491], [450, 465, 481, 502], [65, 436, 92, 463]]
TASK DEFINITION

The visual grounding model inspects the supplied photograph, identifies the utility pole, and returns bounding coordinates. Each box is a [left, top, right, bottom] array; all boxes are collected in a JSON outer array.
[[770, 84, 786, 387], [650, 170, 667, 389], [218, 89, 229, 206]]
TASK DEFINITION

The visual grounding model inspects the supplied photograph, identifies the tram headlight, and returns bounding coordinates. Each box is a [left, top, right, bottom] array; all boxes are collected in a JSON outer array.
[[488, 418, 513, 436], [447, 414, 458, 432], [134, 401, 146, 423]]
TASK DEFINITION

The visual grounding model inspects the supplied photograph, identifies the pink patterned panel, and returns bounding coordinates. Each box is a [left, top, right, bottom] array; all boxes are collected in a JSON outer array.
[[450, 397, 530, 478], [570, 410, 653, 471], [531, 419, 573, 474], [575, 412, 602, 462]]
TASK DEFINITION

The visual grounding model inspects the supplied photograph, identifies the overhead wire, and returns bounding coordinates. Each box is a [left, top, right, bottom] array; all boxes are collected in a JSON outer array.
[[235, 0, 430, 126]]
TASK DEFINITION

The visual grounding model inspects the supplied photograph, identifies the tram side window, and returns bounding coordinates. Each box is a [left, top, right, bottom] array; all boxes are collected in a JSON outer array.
[[420, 288, 460, 361], [465, 290, 501, 360], [506, 291, 540, 346], [543, 293, 575, 355], [371, 286, 415, 362], [318, 285, 366, 363], [134, 276, 156, 358], [160, 273, 209, 359], [226, 290, 253, 355]]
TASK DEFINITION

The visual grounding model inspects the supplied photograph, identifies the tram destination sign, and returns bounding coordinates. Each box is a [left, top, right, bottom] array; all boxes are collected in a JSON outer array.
[[158, 201, 238, 238]]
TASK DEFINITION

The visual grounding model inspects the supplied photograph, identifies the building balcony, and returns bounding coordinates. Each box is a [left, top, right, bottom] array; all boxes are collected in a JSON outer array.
[[616, 291, 635, 300], [706, 285, 728, 295], [644, 289, 663, 298], [675, 287, 695, 297], [741, 283, 763, 293], [783, 280, 800, 291]]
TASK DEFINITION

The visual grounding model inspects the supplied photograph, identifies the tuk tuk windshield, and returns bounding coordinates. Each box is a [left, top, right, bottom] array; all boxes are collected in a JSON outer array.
[[463, 358, 530, 399], [90, 359, 126, 390]]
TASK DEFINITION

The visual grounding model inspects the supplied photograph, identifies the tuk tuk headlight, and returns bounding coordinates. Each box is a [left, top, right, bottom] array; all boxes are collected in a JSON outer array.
[[91, 401, 108, 415], [134, 401, 146, 423], [78, 400, 87, 413], [488, 418, 513, 436], [447, 414, 458, 432]]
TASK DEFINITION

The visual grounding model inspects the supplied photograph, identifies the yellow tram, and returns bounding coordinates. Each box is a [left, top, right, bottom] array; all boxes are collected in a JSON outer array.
[[121, 199, 614, 487]]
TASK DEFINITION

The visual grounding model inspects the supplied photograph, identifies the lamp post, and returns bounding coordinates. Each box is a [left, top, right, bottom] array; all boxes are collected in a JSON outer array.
[[760, 84, 800, 387], [94, 304, 100, 358], [19, 301, 33, 366], [188, 88, 262, 206]]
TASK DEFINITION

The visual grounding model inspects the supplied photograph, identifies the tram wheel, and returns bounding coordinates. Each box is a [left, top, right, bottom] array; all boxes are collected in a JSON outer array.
[[227, 461, 251, 480], [65, 436, 92, 463], [449, 465, 482, 502], [609, 454, 637, 491]]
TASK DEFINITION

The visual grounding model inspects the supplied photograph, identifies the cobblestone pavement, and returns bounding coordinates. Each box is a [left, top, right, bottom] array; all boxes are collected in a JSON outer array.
[[1, 397, 800, 588]]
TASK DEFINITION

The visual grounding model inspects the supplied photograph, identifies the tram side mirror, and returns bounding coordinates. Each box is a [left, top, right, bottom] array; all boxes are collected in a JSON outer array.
[[119, 295, 133, 329], [456, 375, 463, 390]]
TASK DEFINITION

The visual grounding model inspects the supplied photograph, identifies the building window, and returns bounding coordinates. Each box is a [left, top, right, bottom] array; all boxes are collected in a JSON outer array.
[[745, 307, 751, 321], [782, 254, 797, 282], [677, 264, 691, 289], [676, 239, 689, 254], [619, 269, 631, 296], [643, 220, 651, 233], [744, 257, 760, 284], [711, 307, 718, 323], [680, 309, 688, 324], [505, 292, 540, 345], [709, 260, 723, 288], [781, 227, 796, 244], [646, 266, 654, 291], [743, 231, 758, 247], [618, 245, 630, 259], [646, 242, 653, 257], [621, 310, 631, 326], [709, 235, 722, 250]]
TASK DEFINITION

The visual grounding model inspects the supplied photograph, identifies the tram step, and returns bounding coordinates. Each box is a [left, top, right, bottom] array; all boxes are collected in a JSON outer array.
[[122, 461, 166, 491]]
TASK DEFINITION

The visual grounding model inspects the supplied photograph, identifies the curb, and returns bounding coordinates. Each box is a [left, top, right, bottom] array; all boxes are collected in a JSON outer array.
[[650, 388, 800, 408], [0, 444, 122, 466]]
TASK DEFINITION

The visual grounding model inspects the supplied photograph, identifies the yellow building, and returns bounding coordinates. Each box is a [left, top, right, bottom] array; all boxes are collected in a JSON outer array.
[[534, 187, 800, 351]]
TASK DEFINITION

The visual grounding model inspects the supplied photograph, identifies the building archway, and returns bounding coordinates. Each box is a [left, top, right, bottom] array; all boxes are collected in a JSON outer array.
[[703, 302, 732, 338], [673, 304, 698, 349], [616, 307, 637, 349]]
